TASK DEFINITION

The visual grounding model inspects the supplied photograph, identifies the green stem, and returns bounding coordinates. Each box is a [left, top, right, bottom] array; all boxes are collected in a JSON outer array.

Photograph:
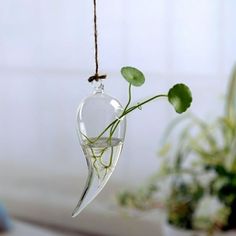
[[89, 93, 168, 144], [123, 83, 132, 112], [88, 120, 117, 144], [107, 83, 132, 143], [83, 90, 168, 180], [122, 94, 167, 117], [109, 94, 167, 142], [110, 120, 121, 137], [107, 146, 114, 168]]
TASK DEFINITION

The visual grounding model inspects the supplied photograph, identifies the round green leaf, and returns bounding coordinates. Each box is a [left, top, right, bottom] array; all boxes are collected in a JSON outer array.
[[121, 66, 145, 87], [168, 84, 192, 114]]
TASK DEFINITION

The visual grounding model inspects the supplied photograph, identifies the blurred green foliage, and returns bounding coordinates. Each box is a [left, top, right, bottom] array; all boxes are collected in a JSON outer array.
[[117, 65, 236, 234]]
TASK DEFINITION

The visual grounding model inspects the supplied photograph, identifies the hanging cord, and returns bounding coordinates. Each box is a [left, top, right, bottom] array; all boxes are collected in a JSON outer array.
[[88, 0, 107, 83]]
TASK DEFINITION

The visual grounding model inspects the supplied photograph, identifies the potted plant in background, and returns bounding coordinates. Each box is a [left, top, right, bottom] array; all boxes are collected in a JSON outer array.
[[117, 66, 236, 236]]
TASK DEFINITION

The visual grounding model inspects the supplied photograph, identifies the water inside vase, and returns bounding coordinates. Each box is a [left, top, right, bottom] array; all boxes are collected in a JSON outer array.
[[72, 82, 126, 217]]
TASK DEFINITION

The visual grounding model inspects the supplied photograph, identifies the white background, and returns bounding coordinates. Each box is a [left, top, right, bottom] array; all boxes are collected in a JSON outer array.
[[0, 0, 236, 184]]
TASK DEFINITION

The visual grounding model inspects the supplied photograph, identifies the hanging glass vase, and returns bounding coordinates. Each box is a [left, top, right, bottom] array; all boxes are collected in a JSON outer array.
[[72, 80, 126, 217]]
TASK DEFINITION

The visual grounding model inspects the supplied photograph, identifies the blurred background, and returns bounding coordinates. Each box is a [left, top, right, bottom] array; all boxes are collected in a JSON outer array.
[[0, 0, 236, 236]]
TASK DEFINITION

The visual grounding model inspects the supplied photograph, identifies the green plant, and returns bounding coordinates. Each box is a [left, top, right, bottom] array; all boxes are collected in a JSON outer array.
[[82, 66, 192, 178], [117, 65, 236, 235]]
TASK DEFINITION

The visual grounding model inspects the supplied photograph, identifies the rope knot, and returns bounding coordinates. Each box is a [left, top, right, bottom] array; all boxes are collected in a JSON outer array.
[[88, 74, 107, 83]]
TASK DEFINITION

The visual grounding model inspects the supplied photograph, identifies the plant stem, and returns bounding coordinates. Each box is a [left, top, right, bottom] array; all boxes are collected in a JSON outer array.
[[123, 94, 167, 116], [87, 93, 168, 144], [123, 83, 132, 111], [82, 88, 168, 180], [107, 83, 132, 143]]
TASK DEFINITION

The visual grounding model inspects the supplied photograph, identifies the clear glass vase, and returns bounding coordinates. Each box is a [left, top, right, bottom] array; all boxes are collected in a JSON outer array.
[[72, 80, 126, 217]]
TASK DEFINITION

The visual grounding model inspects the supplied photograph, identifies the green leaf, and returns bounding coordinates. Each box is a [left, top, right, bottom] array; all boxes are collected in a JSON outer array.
[[168, 84, 192, 114], [121, 66, 145, 87]]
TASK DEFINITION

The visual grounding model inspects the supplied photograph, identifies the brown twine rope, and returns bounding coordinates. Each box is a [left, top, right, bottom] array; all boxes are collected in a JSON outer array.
[[88, 0, 107, 83]]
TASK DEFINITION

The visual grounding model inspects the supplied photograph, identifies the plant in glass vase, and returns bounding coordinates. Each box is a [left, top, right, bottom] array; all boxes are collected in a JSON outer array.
[[73, 66, 192, 217], [117, 66, 236, 236]]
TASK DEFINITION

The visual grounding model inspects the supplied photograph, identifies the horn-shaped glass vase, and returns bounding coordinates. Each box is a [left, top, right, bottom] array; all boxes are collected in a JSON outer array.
[[72, 81, 126, 217]]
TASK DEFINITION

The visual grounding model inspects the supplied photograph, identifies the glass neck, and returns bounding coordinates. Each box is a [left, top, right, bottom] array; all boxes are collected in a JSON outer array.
[[93, 80, 104, 94]]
